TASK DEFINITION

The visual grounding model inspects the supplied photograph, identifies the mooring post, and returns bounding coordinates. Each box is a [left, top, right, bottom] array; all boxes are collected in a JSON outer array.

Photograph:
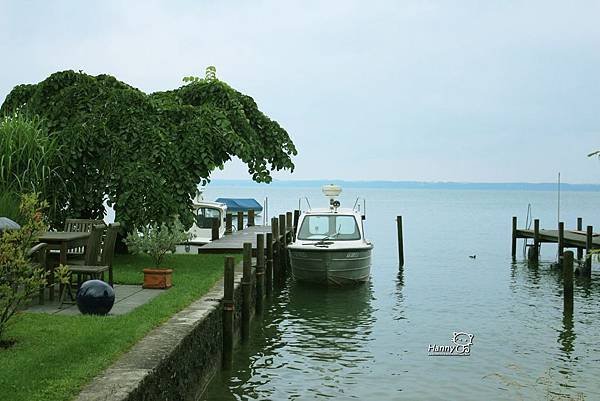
[[585, 225, 593, 276], [248, 209, 255, 227], [256, 233, 265, 313], [563, 250, 574, 300], [511, 216, 517, 259], [558, 221, 565, 265], [577, 217, 583, 260], [223, 256, 235, 369], [211, 219, 220, 241], [530, 218, 540, 262], [271, 217, 280, 281], [286, 212, 293, 243], [242, 242, 252, 341], [279, 214, 287, 273], [237, 211, 244, 231], [225, 213, 232, 235], [266, 232, 273, 297], [397, 216, 404, 268], [293, 209, 301, 240]]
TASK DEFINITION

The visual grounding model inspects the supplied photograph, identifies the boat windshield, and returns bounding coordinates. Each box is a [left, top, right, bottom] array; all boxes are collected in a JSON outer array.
[[195, 207, 222, 229], [298, 215, 361, 240]]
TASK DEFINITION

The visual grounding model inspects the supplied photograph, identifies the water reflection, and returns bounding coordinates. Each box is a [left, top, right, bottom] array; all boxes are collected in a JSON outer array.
[[559, 296, 575, 356], [201, 280, 375, 400]]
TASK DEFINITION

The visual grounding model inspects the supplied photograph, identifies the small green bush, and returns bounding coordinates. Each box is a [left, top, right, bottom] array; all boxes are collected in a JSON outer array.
[[0, 194, 48, 340], [125, 218, 190, 267]]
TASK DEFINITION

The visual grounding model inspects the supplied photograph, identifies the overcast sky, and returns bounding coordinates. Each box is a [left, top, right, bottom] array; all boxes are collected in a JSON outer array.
[[2, 1, 600, 183]]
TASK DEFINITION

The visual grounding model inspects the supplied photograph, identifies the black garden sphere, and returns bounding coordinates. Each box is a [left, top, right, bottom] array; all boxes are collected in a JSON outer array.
[[76, 280, 115, 315]]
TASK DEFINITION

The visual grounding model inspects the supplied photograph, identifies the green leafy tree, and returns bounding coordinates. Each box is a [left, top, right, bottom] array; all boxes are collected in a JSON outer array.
[[1, 67, 297, 231], [0, 194, 47, 341]]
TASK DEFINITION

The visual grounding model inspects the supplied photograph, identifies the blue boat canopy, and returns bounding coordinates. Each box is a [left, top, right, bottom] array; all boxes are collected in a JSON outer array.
[[215, 198, 263, 214]]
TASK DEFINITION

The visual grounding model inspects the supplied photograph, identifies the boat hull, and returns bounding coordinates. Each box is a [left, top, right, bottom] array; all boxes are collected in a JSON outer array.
[[289, 247, 372, 285]]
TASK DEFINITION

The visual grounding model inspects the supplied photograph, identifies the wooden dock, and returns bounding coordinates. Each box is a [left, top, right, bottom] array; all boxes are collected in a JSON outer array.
[[515, 228, 600, 248], [198, 225, 273, 254], [511, 216, 597, 277]]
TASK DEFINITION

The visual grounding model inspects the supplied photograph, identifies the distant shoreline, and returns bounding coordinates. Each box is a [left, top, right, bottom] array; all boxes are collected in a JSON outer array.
[[207, 179, 600, 192]]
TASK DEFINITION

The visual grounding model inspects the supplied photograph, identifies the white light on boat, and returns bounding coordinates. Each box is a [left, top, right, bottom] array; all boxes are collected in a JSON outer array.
[[322, 184, 342, 197], [346, 252, 359, 258]]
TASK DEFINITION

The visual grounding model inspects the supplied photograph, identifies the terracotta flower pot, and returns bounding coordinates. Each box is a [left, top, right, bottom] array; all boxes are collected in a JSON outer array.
[[143, 268, 173, 289]]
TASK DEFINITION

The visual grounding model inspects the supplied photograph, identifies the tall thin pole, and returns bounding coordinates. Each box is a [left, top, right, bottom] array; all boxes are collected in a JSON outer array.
[[397, 216, 404, 269], [557, 172, 561, 227]]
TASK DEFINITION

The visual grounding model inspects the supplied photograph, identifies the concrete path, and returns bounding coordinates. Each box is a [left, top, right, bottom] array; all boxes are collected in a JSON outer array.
[[26, 285, 165, 316]]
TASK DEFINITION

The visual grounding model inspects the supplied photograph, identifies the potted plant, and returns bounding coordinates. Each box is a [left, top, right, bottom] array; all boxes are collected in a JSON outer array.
[[125, 218, 189, 289]]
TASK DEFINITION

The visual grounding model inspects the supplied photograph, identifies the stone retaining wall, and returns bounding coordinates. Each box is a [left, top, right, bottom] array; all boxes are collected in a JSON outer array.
[[76, 262, 255, 401]]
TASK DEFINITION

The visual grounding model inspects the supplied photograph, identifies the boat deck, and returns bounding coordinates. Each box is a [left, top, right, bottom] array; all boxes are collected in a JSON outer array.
[[197, 225, 273, 254]]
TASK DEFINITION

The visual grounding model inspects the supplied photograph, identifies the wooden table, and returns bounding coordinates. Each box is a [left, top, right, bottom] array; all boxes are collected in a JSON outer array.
[[38, 231, 90, 301]]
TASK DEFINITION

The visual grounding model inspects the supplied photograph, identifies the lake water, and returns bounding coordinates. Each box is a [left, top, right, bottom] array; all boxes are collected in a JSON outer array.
[[200, 185, 600, 400]]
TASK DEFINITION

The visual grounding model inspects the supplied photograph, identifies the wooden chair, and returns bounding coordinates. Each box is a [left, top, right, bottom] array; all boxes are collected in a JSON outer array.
[[64, 218, 104, 257], [68, 222, 120, 287], [60, 224, 107, 306]]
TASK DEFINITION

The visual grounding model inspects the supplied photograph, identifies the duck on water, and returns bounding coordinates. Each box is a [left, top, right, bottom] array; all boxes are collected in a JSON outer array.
[[288, 185, 373, 285]]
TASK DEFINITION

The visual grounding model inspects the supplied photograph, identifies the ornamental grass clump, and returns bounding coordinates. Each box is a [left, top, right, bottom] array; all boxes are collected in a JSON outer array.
[[0, 113, 64, 226], [125, 218, 190, 267], [0, 194, 47, 343]]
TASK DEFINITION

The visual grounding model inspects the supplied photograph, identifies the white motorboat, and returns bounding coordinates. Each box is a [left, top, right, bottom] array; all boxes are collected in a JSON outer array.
[[175, 191, 227, 254], [288, 185, 373, 285]]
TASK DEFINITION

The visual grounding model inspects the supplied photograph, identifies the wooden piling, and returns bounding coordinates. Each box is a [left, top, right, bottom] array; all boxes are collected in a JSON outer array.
[[397, 216, 404, 268], [242, 242, 252, 341], [511, 216, 517, 259], [237, 211, 244, 231], [293, 209, 301, 239], [279, 214, 287, 273], [248, 209, 255, 227], [271, 217, 280, 281], [266, 232, 273, 297], [225, 213, 232, 235], [286, 212, 293, 242], [563, 250, 574, 299], [211, 219, 220, 241], [222, 256, 235, 369], [558, 222, 565, 264], [530, 219, 540, 262], [585, 225, 593, 275], [256, 233, 265, 313], [577, 217, 583, 260]]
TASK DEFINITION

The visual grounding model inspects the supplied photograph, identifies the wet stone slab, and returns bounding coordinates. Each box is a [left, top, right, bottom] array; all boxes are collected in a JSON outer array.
[[26, 285, 165, 315]]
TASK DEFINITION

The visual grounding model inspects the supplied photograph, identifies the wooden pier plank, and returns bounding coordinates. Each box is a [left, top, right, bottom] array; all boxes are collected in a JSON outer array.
[[197, 225, 273, 254], [516, 228, 600, 248]]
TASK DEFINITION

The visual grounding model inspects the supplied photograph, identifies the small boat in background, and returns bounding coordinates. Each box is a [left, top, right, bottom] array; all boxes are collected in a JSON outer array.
[[176, 191, 227, 254], [215, 198, 263, 216], [288, 185, 373, 285]]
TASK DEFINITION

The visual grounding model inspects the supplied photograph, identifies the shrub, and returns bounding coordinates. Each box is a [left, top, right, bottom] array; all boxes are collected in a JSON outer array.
[[0, 113, 64, 225], [0, 194, 47, 341], [125, 218, 190, 267]]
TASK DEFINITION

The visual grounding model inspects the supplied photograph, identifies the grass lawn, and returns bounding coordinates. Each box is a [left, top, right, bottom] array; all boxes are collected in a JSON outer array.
[[0, 253, 233, 401]]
